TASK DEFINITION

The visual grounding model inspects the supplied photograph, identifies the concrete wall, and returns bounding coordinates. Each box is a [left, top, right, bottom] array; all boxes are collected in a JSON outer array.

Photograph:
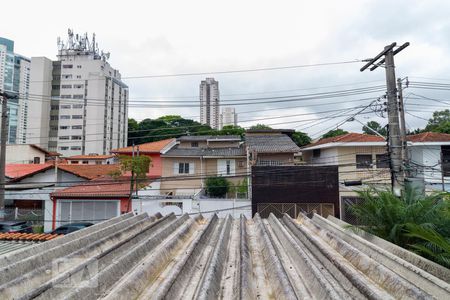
[[6, 145, 46, 164], [255, 153, 295, 165], [27, 57, 53, 148], [161, 156, 247, 195], [337, 146, 390, 183]]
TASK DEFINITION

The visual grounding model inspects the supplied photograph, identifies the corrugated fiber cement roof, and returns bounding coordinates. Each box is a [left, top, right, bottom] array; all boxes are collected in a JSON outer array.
[[0, 212, 448, 299]]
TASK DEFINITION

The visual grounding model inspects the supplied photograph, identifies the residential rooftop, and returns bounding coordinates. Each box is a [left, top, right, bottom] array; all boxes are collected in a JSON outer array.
[[246, 133, 301, 153], [0, 212, 448, 298], [5, 164, 53, 181], [111, 138, 175, 154], [51, 176, 138, 198], [57, 164, 120, 180], [177, 135, 241, 141], [65, 154, 115, 160], [162, 144, 246, 157], [406, 132, 450, 142]]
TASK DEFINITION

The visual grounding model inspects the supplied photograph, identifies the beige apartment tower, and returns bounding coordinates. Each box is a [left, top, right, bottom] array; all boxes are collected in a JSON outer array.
[[27, 30, 128, 156], [199, 78, 220, 129]]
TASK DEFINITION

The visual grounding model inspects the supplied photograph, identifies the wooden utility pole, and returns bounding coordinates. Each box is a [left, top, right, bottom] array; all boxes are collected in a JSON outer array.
[[360, 42, 409, 195]]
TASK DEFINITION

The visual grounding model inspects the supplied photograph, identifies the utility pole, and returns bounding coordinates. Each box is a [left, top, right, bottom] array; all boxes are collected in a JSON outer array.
[[397, 78, 410, 178], [360, 42, 409, 195], [0, 91, 8, 218], [0, 91, 18, 218]]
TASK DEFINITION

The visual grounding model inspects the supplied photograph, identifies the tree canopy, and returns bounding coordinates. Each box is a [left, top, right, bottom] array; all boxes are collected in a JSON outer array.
[[292, 131, 311, 147], [423, 109, 450, 134], [362, 121, 387, 137], [127, 116, 213, 145], [249, 124, 272, 130], [322, 128, 348, 139]]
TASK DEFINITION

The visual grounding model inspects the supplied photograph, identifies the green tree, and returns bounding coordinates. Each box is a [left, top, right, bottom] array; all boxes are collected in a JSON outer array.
[[128, 115, 214, 145], [292, 131, 311, 147], [351, 187, 450, 267], [362, 121, 387, 137], [249, 124, 272, 130], [127, 118, 139, 145], [110, 155, 152, 188], [214, 125, 245, 137], [322, 128, 348, 139], [205, 177, 230, 198], [423, 109, 450, 134]]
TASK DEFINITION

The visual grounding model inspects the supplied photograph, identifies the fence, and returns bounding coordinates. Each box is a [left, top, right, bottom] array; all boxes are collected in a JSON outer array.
[[3, 208, 44, 226], [341, 197, 363, 225], [256, 203, 335, 219]]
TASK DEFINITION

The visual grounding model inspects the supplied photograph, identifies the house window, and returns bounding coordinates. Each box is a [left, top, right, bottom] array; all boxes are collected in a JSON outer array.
[[33, 157, 40, 164], [60, 115, 70, 119], [226, 160, 231, 175], [59, 146, 69, 150], [442, 146, 450, 176], [71, 146, 81, 151], [63, 64, 73, 69], [313, 149, 321, 158], [178, 162, 190, 174], [356, 154, 373, 169], [72, 115, 83, 119], [71, 136, 82, 140], [191, 142, 199, 147], [71, 160, 79, 164], [61, 84, 72, 89], [82, 161, 89, 164], [238, 160, 245, 168], [376, 154, 389, 168], [59, 136, 69, 140], [72, 125, 82, 129]]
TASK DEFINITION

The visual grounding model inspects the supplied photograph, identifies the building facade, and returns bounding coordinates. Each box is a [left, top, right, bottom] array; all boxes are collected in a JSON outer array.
[[0, 37, 31, 144], [220, 107, 237, 129], [27, 30, 128, 156], [199, 78, 220, 129]]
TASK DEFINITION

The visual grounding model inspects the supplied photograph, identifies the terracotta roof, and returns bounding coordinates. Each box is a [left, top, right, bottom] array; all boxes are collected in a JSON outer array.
[[303, 133, 385, 148], [57, 164, 120, 180], [5, 164, 53, 181], [407, 132, 450, 142], [0, 233, 60, 241], [111, 138, 175, 154], [66, 155, 115, 160], [52, 176, 137, 198]]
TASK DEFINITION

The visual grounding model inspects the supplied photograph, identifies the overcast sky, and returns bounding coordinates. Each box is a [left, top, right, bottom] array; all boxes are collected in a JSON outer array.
[[2, 0, 450, 138]]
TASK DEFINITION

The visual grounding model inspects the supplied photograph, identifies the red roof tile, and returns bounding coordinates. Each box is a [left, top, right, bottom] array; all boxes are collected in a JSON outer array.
[[0, 233, 61, 241], [57, 164, 120, 180], [111, 139, 175, 154], [406, 132, 450, 142], [5, 164, 53, 181], [66, 155, 115, 160], [304, 133, 385, 148], [52, 176, 139, 198]]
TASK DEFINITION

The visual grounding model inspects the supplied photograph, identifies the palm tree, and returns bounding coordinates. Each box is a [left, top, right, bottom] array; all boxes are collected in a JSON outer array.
[[351, 186, 450, 268]]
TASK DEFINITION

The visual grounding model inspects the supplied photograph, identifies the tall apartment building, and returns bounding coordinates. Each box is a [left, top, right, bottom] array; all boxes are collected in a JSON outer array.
[[199, 78, 220, 129], [0, 37, 30, 144], [27, 30, 128, 156], [220, 107, 237, 129]]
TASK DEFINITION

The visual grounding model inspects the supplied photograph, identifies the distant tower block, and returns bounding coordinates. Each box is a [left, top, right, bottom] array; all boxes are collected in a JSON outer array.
[[199, 78, 220, 129], [220, 107, 237, 129]]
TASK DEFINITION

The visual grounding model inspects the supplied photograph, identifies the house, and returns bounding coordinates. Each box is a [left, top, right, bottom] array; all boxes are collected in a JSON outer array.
[[301, 133, 390, 221], [50, 176, 142, 229], [111, 138, 176, 178], [65, 154, 116, 165], [160, 135, 247, 196], [407, 132, 450, 191], [245, 129, 300, 166], [5, 163, 120, 231], [6, 144, 52, 164]]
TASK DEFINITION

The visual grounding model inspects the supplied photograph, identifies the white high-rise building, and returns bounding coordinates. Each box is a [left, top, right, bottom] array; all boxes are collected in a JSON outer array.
[[199, 78, 219, 129], [27, 30, 128, 156], [220, 107, 237, 129]]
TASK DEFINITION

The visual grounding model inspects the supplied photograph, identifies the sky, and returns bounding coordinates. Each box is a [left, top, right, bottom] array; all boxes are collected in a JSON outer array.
[[2, 0, 450, 138]]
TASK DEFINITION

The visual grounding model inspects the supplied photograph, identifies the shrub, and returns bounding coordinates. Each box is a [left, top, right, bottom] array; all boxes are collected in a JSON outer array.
[[205, 177, 230, 198]]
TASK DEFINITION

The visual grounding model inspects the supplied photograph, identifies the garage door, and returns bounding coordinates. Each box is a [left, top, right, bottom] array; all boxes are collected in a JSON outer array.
[[59, 200, 120, 225]]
